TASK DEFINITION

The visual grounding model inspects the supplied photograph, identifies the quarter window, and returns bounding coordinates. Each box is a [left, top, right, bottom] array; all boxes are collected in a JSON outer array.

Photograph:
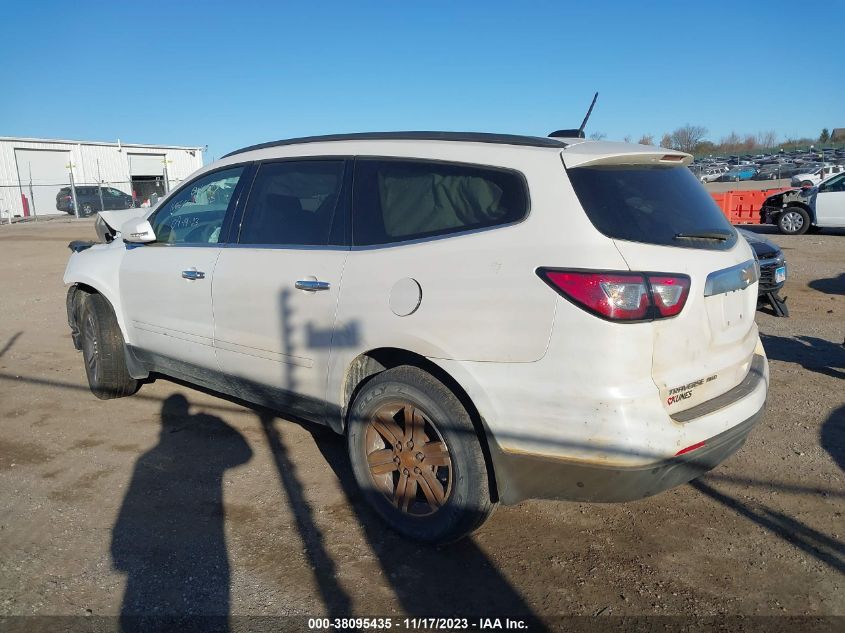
[[238, 160, 346, 246], [821, 173, 845, 192], [352, 159, 528, 246], [149, 166, 244, 245]]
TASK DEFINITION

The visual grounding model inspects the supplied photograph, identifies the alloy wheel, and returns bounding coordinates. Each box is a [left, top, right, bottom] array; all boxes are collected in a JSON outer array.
[[364, 401, 452, 516]]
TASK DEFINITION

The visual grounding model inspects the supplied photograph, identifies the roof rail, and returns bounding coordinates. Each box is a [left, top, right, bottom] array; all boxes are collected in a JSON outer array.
[[222, 131, 567, 158]]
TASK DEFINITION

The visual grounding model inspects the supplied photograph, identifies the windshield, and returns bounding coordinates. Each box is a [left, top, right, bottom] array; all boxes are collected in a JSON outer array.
[[567, 165, 738, 251]]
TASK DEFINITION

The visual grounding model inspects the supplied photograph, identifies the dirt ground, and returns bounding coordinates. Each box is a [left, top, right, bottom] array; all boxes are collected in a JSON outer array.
[[703, 177, 794, 193], [0, 218, 842, 628]]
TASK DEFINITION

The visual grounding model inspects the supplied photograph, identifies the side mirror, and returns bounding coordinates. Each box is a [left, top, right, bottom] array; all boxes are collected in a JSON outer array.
[[122, 217, 156, 243]]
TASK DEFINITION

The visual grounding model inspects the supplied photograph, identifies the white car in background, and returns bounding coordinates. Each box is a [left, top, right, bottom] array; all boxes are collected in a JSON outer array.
[[791, 164, 845, 187], [700, 166, 728, 183], [763, 171, 845, 234], [64, 132, 768, 542]]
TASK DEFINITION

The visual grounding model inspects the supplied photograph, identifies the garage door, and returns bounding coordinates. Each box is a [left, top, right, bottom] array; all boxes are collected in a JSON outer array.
[[14, 149, 71, 216], [129, 154, 165, 176]]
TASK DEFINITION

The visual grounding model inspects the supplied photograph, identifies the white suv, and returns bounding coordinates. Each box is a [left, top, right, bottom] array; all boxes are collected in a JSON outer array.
[[791, 164, 845, 187], [64, 132, 769, 542]]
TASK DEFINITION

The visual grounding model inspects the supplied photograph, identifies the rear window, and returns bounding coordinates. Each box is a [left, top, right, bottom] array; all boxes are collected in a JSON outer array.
[[567, 165, 737, 250], [353, 159, 528, 246]]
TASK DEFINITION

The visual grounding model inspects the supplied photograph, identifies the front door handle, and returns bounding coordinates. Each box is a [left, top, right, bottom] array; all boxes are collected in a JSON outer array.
[[182, 269, 206, 280], [295, 279, 330, 292]]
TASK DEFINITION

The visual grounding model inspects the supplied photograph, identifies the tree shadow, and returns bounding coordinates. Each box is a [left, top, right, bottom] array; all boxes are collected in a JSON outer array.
[[111, 393, 252, 632], [808, 272, 845, 296], [0, 331, 22, 359], [760, 333, 844, 379], [309, 426, 546, 624], [691, 480, 845, 575], [257, 411, 354, 619], [820, 405, 845, 473]]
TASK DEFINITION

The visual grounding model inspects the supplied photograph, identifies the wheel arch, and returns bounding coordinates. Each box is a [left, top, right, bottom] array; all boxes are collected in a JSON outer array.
[[341, 347, 500, 502], [65, 281, 149, 380], [778, 201, 816, 225]]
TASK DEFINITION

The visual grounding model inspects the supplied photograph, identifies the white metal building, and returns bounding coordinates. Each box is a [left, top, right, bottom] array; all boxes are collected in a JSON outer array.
[[0, 137, 204, 219]]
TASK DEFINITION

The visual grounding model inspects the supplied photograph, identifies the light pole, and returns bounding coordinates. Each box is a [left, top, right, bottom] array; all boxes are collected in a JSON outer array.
[[66, 162, 80, 219], [97, 158, 105, 211]]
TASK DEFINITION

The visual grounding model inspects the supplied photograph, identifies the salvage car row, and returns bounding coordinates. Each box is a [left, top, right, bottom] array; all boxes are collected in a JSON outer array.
[[690, 147, 845, 183]]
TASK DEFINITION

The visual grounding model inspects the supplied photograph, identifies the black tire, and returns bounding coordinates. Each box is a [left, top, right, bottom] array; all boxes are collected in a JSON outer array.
[[347, 366, 495, 543], [81, 202, 94, 216], [777, 206, 810, 235], [79, 293, 139, 399]]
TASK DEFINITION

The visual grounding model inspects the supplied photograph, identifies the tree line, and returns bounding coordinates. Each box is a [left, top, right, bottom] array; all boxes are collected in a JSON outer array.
[[587, 126, 843, 155]]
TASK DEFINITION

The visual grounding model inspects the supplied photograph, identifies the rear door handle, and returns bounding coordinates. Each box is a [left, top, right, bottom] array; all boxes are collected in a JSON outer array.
[[182, 269, 206, 280], [295, 279, 330, 291]]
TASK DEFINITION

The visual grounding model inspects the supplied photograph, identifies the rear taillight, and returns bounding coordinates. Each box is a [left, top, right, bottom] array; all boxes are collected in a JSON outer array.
[[538, 269, 690, 322], [647, 275, 690, 317]]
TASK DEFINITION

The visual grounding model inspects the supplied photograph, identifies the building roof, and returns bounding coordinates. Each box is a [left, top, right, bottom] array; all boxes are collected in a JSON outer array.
[[0, 136, 203, 151]]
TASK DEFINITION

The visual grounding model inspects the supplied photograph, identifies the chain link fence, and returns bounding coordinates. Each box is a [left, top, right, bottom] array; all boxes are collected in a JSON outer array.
[[0, 176, 192, 224]]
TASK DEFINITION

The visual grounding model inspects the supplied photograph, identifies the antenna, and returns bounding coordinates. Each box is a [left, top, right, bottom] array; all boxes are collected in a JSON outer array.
[[548, 91, 599, 139], [578, 92, 599, 137]]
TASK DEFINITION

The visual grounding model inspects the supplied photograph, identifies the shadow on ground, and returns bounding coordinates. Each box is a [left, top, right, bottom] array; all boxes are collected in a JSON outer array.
[[808, 272, 845, 296], [111, 393, 252, 632], [760, 333, 844, 380], [820, 405, 845, 473]]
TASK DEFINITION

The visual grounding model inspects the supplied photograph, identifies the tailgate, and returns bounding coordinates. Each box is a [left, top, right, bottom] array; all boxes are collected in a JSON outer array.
[[562, 156, 761, 417], [612, 239, 759, 415]]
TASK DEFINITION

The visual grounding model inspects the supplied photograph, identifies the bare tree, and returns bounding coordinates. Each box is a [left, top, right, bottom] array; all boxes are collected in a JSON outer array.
[[660, 133, 672, 149], [720, 132, 742, 152], [623, 135, 632, 143], [589, 131, 607, 140], [756, 130, 778, 148], [669, 124, 708, 153], [637, 134, 654, 145]]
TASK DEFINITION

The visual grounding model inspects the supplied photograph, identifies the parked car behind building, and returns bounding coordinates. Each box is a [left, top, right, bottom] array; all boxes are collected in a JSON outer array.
[[56, 186, 135, 216]]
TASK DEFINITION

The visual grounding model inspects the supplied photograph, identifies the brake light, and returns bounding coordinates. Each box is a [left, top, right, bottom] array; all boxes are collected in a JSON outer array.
[[648, 275, 690, 317], [538, 269, 690, 322]]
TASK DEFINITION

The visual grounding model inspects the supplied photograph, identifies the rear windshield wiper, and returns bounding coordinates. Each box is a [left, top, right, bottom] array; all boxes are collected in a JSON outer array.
[[674, 230, 732, 241]]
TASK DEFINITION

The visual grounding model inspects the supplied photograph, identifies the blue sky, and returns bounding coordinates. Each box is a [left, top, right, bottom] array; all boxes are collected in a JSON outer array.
[[3, 1, 842, 161]]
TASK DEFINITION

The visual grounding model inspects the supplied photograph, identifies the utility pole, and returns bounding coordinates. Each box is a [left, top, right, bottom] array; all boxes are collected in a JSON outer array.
[[162, 157, 173, 193], [67, 162, 80, 219], [28, 164, 38, 222], [97, 158, 105, 211]]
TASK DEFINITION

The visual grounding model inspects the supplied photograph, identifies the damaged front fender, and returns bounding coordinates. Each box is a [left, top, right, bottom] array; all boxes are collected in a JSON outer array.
[[761, 187, 817, 224]]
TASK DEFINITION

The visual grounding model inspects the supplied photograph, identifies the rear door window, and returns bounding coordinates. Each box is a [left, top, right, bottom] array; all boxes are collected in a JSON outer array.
[[566, 165, 738, 250], [352, 159, 528, 246], [238, 160, 346, 246]]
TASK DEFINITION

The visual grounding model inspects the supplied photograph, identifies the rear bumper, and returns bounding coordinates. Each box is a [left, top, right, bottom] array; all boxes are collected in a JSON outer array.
[[493, 404, 763, 504]]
